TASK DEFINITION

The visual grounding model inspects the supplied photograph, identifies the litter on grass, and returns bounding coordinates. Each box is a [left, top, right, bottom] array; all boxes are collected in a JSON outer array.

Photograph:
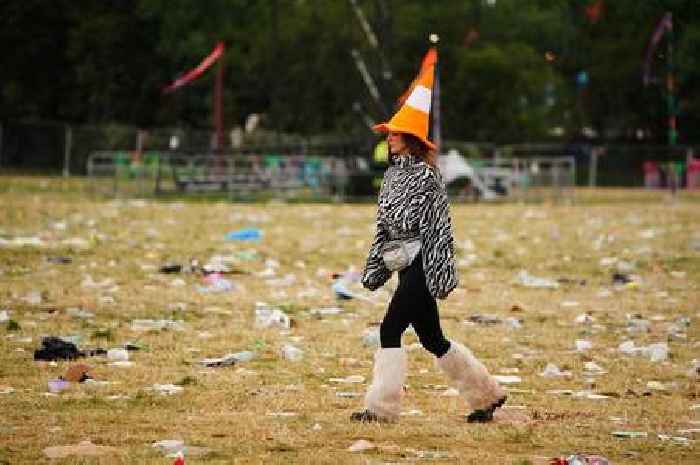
[[43, 440, 119, 458]]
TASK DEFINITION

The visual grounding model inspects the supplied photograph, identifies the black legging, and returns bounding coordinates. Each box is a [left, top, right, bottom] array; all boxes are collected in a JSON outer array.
[[380, 254, 451, 357]]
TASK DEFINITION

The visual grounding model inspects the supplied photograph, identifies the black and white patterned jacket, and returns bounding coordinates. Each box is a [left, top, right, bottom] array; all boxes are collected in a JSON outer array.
[[361, 153, 458, 299]]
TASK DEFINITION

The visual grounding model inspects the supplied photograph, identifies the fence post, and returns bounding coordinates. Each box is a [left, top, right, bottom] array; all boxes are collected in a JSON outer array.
[[63, 124, 73, 177], [588, 150, 598, 187]]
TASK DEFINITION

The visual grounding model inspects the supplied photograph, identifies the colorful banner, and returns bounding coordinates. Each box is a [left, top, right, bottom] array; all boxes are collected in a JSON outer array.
[[643, 13, 672, 86], [163, 42, 224, 94]]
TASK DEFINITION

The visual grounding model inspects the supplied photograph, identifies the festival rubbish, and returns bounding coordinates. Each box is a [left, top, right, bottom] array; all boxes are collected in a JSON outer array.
[[348, 440, 376, 453], [43, 440, 118, 458], [575, 340, 593, 352], [130, 319, 185, 332], [549, 454, 613, 465], [64, 363, 93, 382], [152, 439, 185, 455], [199, 351, 255, 367], [540, 363, 571, 378], [197, 273, 235, 293], [107, 348, 129, 361], [225, 228, 262, 241], [466, 314, 502, 325], [159, 263, 182, 274], [611, 431, 648, 438], [254, 303, 291, 329], [48, 379, 70, 393], [0, 310, 8, 323], [66, 308, 95, 319], [516, 270, 559, 289], [280, 344, 304, 361], [34, 337, 82, 361], [149, 384, 184, 395]]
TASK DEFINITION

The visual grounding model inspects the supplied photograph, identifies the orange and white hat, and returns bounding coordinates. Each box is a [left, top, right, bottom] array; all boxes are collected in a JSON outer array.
[[373, 49, 436, 151]]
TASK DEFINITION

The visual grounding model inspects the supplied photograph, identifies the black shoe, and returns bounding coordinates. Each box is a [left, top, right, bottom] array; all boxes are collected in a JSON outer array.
[[466, 396, 507, 423], [350, 409, 381, 423]]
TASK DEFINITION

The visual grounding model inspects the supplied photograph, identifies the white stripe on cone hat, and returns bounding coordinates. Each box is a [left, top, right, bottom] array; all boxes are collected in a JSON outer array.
[[373, 57, 436, 151]]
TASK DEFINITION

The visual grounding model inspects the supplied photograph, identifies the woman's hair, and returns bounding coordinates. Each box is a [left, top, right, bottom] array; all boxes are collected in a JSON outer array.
[[401, 133, 437, 167]]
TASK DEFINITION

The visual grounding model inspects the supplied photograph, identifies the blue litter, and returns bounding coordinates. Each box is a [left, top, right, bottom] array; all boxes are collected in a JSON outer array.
[[332, 280, 355, 300], [225, 228, 262, 241]]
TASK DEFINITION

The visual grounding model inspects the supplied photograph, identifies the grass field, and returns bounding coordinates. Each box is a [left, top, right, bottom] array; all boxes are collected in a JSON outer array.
[[1, 177, 698, 465]]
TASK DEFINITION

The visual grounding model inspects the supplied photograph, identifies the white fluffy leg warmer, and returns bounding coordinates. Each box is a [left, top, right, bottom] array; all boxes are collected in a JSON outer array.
[[436, 341, 505, 411], [364, 347, 407, 420]]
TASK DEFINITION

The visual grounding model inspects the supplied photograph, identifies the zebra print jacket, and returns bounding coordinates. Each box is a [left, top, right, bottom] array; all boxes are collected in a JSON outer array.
[[361, 153, 458, 299]]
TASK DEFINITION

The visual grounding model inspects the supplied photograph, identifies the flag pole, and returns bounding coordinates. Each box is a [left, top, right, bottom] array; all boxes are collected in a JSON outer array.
[[429, 33, 441, 154], [665, 12, 677, 146], [213, 53, 224, 153]]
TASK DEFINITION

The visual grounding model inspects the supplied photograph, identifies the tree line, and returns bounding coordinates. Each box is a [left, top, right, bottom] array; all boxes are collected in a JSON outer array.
[[2, 0, 699, 145]]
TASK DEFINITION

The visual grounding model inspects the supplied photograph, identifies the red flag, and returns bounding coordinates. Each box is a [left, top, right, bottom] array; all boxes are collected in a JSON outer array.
[[585, 1, 605, 23], [397, 48, 438, 107], [163, 42, 224, 94]]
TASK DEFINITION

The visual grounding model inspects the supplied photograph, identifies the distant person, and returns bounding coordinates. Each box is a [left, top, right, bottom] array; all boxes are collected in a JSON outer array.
[[351, 67, 506, 424]]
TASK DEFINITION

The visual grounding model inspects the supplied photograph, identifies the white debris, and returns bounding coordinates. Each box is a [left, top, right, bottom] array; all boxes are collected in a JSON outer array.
[[645, 343, 669, 362], [148, 384, 183, 396], [584, 361, 606, 373], [106, 348, 129, 361], [348, 440, 376, 453], [66, 308, 95, 319], [199, 351, 255, 367], [575, 340, 593, 352], [130, 319, 185, 332], [540, 363, 571, 378], [152, 439, 185, 455], [280, 344, 304, 361], [0, 236, 45, 248], [618, 341, 668, 362], [646, 381, 667, 391], [493, 375, 521, 384], [516, 270, 559, 289], [254, 303, 291, 329], [309, 307, 343, 316]]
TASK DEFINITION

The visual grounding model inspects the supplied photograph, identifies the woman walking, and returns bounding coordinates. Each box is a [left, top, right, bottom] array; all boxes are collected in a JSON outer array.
[[351, 62, 506, 423]]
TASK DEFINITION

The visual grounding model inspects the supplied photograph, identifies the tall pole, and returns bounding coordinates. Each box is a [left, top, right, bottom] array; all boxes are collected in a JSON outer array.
[[666, 12, 677, 146], [430, 33, 441, 154], [63, 124, 72, 177], [213, 59, 224, 153]]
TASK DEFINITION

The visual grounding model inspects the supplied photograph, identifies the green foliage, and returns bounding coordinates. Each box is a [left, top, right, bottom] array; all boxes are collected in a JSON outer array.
[[1, 0, 700, 143]]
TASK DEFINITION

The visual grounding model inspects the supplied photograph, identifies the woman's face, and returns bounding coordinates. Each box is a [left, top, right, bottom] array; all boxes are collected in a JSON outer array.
[[387, 132, 408, 155]]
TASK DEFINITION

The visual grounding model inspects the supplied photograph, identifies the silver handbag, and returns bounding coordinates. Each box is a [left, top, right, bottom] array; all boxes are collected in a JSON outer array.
[[381, 238, 421, 272]]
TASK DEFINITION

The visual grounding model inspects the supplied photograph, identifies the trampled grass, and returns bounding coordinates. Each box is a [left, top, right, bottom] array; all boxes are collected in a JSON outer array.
[[0, 177, 698, 464]]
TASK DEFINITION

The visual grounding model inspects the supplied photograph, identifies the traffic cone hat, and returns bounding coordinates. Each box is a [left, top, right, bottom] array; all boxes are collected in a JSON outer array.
[[373, 51, 436, 151]]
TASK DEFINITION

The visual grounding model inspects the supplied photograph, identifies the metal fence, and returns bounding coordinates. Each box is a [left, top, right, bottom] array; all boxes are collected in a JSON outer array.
[[443, 156, 576, 203], [86, 151, 354, 200], [2, 120, 698, 194]]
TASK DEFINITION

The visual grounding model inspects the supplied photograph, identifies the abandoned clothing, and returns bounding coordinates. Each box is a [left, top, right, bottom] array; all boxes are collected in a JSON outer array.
[[379, 255, 451, 357], [361, 153, 458, 299]]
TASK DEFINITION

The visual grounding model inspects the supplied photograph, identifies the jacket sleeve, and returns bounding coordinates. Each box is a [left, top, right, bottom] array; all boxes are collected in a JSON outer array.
[[418, 169, 458, 299], [361, 182, 392, 291], [360, 219, 392, 291]]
